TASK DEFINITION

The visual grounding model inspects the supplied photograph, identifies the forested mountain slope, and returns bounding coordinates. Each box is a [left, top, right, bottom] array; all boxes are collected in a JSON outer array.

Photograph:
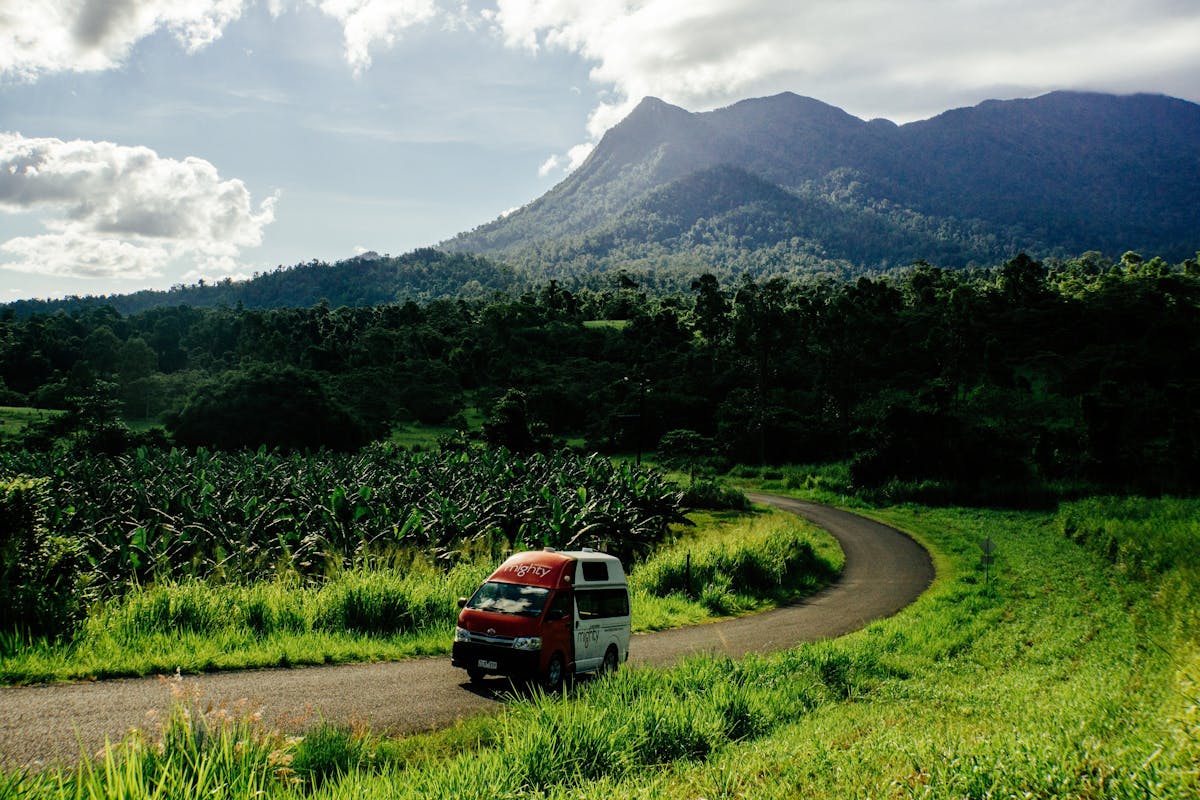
[[445, 91, 1200, 277]]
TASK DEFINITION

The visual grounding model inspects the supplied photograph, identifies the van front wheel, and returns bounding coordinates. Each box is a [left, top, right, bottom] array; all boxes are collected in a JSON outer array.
[[543, 653, 566, 691]]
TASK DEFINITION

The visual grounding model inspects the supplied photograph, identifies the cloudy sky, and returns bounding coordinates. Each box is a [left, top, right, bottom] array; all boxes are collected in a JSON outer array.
[[2, 1, 1198, 301]]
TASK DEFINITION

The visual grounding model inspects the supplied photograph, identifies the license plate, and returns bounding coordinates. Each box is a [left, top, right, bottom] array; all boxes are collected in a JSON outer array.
[[477, 659, 498, 670]]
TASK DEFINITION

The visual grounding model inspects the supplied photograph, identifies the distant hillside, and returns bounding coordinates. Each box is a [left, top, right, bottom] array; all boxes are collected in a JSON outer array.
[[444, 91, 1200, 278], [4, 250, 528, 317]]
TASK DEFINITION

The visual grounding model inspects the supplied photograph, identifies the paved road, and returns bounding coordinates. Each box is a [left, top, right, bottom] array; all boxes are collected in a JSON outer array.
[[0, 495, 932, 770]]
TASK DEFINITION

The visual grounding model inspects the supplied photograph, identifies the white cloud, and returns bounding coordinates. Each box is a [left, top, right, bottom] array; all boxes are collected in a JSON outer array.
[[311, 0, 437, 73], [1, 231, 169, 280], [0, 0, 249, 79], [0, 132, 276, 279], [492, 0, 1200, 173], [537, 154, 561, 177], [565, 142, 593, 172], [0, 0, 444, 79]]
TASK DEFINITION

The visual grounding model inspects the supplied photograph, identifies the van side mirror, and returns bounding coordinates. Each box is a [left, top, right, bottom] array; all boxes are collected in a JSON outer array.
[[457, 597, 468, 608], [548, 608, 568, 621]]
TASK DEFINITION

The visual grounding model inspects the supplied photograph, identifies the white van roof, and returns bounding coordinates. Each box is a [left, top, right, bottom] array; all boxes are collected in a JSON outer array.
[[557, 549, 626, 586]]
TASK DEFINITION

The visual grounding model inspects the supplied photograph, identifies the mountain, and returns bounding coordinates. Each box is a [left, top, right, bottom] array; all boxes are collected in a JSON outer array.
[[12, 91, 1197, 317], [444, 91, 1200, 278]]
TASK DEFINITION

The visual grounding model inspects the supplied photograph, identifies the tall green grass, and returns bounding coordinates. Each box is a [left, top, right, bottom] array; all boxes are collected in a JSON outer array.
[[1057, 495, 1200, 668], [633, 510, 843, 616], [17, 496, 1193, 799], [0, 561, 489, 682], [0, 510, 841, 683], [14, 686, 290, 798]]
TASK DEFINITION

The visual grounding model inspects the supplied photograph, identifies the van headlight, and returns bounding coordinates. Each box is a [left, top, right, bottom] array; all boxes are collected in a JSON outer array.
[[454, 626, 471, 643], [512, 636, 542, 651]]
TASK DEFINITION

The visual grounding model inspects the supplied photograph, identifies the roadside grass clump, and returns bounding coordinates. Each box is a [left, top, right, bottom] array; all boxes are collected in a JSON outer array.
[[678, 478, 750, 511], [314, 561, 485, 636], [325, 647, 893, 800], [631, 510, 843, 614], [289, 722, 375, 791], [1058, 495, 1200, 576], [48, 688, 286, 799]]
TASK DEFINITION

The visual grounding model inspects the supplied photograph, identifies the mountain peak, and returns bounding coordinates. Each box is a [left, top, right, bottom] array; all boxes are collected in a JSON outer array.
[[577, 95, 709, 185], [615, 96, 694, 131], [632, 95, 682, 111]]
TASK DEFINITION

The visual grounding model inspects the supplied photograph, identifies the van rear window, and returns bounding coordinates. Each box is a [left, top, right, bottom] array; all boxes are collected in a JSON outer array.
[[581, 561, 610, 582], [467, 581, 550, 617]]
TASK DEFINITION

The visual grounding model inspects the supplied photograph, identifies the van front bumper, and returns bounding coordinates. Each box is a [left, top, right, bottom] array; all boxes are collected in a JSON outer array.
[[452, 642, 541, 677]]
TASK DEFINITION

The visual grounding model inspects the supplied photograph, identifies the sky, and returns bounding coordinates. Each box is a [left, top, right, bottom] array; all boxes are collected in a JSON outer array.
[[2, 1, 1199, 301]]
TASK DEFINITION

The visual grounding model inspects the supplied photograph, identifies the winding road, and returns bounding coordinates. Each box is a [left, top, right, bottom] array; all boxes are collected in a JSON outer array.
[[0, 494, 932, 770]]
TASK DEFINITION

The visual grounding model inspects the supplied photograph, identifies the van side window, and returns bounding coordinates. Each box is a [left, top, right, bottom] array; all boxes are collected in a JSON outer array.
[[581, 561, 610, 582], [576, 588, 630, 619]]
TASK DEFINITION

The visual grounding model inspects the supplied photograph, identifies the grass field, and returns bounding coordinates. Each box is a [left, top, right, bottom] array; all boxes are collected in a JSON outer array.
[[387, 404, 484, 450], [0, 508, 838, 684], [582, 319, 630, 330], [7, 491, 1197, 798], [0, 406, 60, 441]]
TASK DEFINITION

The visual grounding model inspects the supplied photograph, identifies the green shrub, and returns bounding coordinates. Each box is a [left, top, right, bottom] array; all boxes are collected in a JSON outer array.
[[291, 723, 370, 790], [0, 477, 85, 638], [680, 479, 750, 511]]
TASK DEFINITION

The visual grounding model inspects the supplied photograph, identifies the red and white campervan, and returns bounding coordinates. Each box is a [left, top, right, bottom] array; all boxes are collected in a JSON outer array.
[[452, 548, 631, 688]]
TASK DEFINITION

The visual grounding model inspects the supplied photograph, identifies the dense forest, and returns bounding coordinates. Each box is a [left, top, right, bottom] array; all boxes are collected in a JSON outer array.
[[3, 250, 1199, 501], [2, 250, 531, 318]]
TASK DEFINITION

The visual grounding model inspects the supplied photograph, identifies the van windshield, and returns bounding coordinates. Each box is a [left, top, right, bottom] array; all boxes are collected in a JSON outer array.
[[466, 581, 551, 617]]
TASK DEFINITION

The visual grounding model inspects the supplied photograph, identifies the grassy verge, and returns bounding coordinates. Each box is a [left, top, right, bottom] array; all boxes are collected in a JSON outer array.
[[0, 508, 839, 684], [0, 406, 61, 441], [387, 405, 484, 450], [16, 495, 1195, 798]]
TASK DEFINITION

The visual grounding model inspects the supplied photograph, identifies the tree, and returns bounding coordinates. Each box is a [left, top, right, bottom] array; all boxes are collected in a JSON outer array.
[[117, 336, 159, 418], [481, 389, 554, 453], [168, 365, 370, 451], [22, 380, 134, 454], [690, 273, 729, 345], [656, 429, 716, 483]]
